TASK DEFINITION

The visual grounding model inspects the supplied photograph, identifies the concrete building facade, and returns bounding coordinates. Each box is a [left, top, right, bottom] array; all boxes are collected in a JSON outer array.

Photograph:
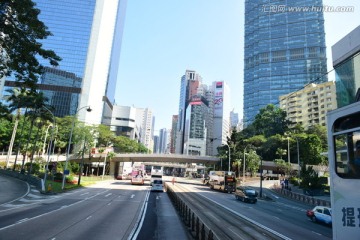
[[279, 81, 337, 129]]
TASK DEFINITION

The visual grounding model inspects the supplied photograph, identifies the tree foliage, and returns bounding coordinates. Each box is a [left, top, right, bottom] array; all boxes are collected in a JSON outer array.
[[0, 0, 61, 85], [251, 104, 290, 137]]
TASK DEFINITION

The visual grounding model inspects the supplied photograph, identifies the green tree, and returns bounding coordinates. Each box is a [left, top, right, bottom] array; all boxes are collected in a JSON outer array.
[[246, 150, 261, 176], [259, 134, 283, 161], [0, 117, 12, 150], [252, 104, 290, 137], [306, 124, 328, 150], [112, 136, 148, 153], [274, 159, 291, 176], [301, 134, 325, 165], [0, 0, 61, 86]]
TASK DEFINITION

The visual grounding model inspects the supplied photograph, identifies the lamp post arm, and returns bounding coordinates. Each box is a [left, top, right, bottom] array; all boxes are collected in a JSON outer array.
[[61, 105, 91, 190], [62, 117, 76, 190], [228, 144, 231, 172]]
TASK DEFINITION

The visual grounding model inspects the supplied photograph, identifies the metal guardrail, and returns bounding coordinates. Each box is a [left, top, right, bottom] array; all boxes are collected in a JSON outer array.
[[273, 186, 331, 207], [165, 183, 216, 240]]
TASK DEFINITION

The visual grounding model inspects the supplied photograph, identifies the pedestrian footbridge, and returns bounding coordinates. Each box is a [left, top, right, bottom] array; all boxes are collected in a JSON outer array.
[[70, 153, 220, 164]]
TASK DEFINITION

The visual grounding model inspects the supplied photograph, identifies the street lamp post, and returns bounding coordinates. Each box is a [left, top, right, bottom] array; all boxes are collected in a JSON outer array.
[[296, 138, 300, 177], [287, 137, 290, 165], [42, 124, 53, 157], [62, 106, 92, 190], [221, 144, 231, 172], [226, 145, 231, 172], [243, 146, 248, 183], [42, 106, 55, 192], [259, 157, 263, 198], [78, 139, 86, 186]]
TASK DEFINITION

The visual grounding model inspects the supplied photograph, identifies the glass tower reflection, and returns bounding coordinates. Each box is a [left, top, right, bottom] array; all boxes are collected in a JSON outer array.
[[244, 0, 327, 125]]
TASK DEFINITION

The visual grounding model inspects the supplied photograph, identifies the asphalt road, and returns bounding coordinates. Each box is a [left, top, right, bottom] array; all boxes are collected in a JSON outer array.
[[0, 174, 29, 204], [176, 180, 332, 240], [0, 177, 188, 240]]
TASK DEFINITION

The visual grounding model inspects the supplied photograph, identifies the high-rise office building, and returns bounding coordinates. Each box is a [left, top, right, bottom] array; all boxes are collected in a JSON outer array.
[[136, 108, 154, 151], [175, 70, 203, 154], [2, 0, 128, 124], [170, 115, 178, 154], [159, 128, 168, 154], [183, 95, 209, 156], [244, 0, 327, 125], [211, 81, 231, 156], [40, 67, 82, 117]]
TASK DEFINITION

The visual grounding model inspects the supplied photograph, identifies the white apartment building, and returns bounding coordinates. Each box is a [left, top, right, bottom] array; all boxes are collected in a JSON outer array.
[[136, 108, 154, 151], [279, 82, 337, 129]]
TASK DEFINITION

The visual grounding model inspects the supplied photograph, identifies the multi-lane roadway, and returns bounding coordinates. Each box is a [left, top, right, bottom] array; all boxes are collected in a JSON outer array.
[[0, 175, 331, 240]]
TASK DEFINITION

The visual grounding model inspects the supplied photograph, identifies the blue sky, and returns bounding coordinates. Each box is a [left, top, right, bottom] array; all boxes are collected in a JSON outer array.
[[115, 0, 360, 133]]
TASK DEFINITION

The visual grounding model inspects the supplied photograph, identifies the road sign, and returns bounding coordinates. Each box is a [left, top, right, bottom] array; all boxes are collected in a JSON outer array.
[[64, 170, 70, 175]]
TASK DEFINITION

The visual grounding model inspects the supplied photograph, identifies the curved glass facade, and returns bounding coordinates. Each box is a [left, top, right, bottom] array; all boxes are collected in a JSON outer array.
[[244, 0, 327, 125]]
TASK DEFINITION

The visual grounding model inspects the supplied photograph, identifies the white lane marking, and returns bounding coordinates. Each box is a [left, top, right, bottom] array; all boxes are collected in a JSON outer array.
[[80, 192, 89, 196], [180, 184, 292, 240], [228, 227, 243, 239], [86, 216, 92, 220], [108, 203, 111, 206], [16, 218, 29, 223], [156, 196, 159, 200], [60, 205, 68, 209], [271, 194, 279, 199], [26, 193, 44, 199], [207, 212, 220, 222], [311, 231, 322, 236], [131, 194, 135, 199], [128, 191, 150, 239], [0, 189, 111, 231], [105, 193, 112, 197]]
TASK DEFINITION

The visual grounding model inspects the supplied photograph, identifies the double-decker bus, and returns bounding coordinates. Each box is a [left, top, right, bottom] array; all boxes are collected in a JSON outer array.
[[327, 101, 360, 239], [208, 171, 236, 193], [150, 165, 163, 186], [131, 163, 145, 185]]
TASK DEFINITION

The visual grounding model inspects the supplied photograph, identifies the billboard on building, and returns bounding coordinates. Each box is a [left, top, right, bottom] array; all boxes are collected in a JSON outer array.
[[214, 81, 223, 117]]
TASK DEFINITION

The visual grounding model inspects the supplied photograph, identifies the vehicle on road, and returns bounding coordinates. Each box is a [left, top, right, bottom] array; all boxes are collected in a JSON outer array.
[[235, 186, 258, 203], [208, 171, 236, 193], [306, 206, 332, 226], [131, 163, 145, 185], [151, 179, 163, 192], [150, 166, 163, 186], [327, 101, 360, 238]]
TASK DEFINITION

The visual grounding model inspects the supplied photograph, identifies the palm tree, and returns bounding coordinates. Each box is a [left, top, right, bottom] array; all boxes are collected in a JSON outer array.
[[6, 87, 31, 170], [20, 91, 52, 172]]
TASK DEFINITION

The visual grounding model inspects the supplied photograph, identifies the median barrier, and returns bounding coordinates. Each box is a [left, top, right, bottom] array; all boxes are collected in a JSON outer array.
[[165, 182, 217, 240], [272, 184, 330, 207]]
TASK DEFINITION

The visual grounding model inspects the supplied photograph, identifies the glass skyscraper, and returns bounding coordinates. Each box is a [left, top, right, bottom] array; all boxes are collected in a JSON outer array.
[[244, 0, 327, 125], [1, 0, 127, 124]]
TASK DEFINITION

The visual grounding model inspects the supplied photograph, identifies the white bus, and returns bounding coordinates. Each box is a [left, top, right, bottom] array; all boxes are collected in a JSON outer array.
[[327, 101, 360, 239], [150, 166, 163, 186]]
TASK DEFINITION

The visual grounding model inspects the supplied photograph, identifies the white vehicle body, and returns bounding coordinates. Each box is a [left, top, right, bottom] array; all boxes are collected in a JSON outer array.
[[327, 101, 360, 239]]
